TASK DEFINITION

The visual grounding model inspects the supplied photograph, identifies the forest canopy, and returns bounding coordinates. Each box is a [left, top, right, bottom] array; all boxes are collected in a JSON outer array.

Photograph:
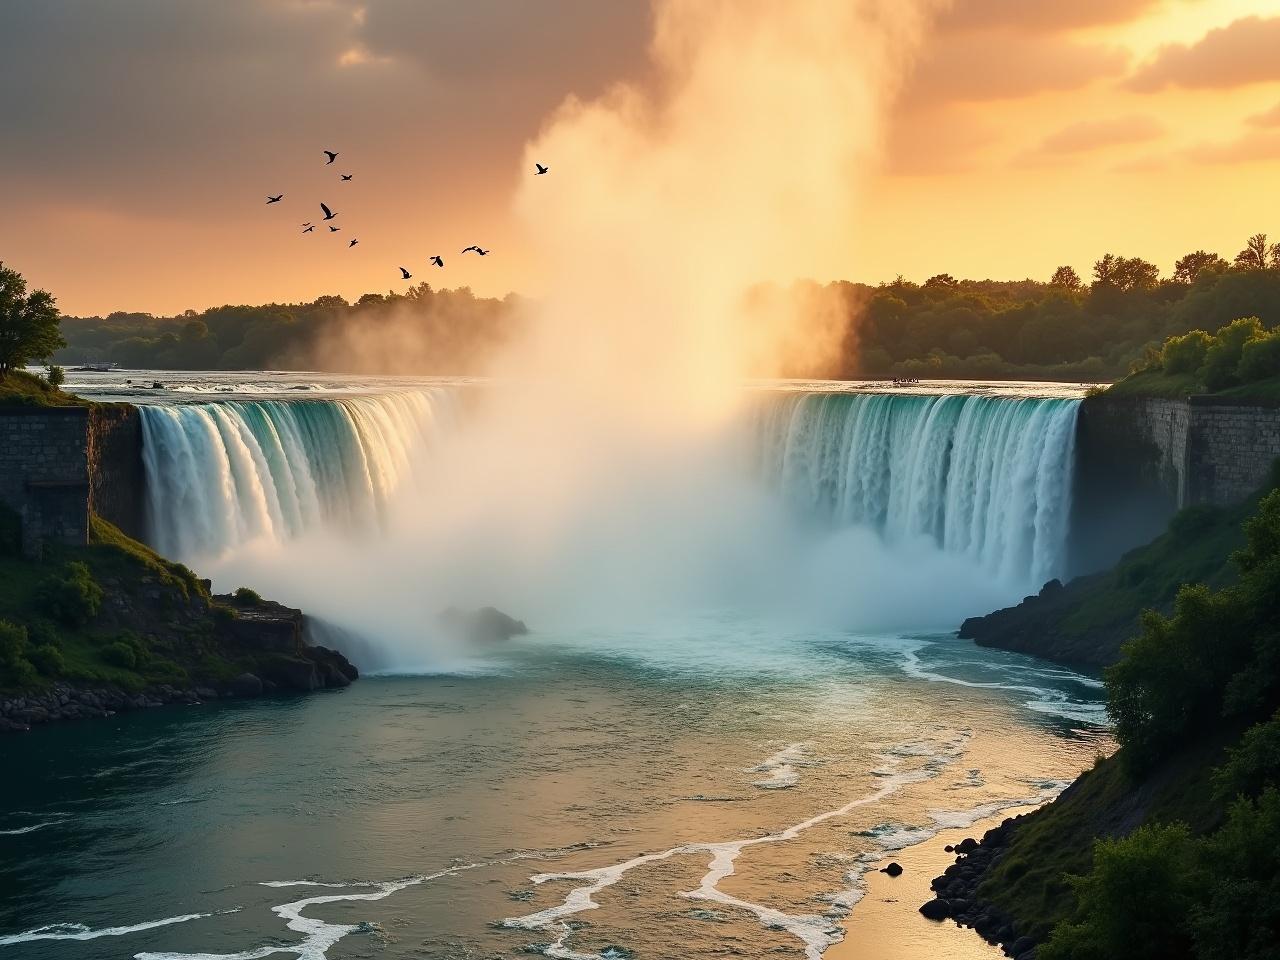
[[51, 233, 1280, 381]]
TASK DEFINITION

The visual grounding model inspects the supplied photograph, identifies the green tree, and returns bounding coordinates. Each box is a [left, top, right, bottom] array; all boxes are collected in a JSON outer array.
[[1160, 330, 1213, 375], [1173, 251, 1228, 285], [1051, 265, 1083, 290], [1201, 317, 1264, 391], [1234, 234, 1276, 271], [0, 263, 64, 377]]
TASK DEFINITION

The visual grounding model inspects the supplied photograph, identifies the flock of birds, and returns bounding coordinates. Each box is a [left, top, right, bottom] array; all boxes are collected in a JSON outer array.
[[266, 150, 547, 280]]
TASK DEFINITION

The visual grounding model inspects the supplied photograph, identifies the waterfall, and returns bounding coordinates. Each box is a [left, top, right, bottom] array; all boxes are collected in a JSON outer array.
[[751, 392, 1079, 587], [138, 391, 455, 558]]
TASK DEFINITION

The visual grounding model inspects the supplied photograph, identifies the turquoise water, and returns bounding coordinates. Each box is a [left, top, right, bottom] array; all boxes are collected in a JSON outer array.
[[1, 626, 1105, 960]]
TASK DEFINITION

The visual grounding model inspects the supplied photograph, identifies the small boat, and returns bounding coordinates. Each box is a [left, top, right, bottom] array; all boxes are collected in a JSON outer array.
[[72, 362, 118, 372]]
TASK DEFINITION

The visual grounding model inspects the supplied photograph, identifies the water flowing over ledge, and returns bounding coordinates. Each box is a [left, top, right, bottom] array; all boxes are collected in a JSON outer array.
[[751, 393, 1080, 587], [139, 391, 455, 558]]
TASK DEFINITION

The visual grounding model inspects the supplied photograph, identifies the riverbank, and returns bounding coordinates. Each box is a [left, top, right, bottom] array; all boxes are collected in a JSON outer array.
[[833, 808, 1037, 960]]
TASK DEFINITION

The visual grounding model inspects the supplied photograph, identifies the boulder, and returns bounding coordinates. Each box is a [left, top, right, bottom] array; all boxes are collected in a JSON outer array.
[[919, 899, 952, 921], [263, 657, 322, 692], [881, 862, 904, 877], [438, 605, 529, 643], [229, 673, 264, 698], [956, 837, 979, 854], [308, 645, 359, 683]]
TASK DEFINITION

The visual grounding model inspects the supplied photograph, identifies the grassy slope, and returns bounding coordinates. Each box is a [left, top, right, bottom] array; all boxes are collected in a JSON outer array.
[[0, 511, 260, 695], [976, 730, 1237, 942], [0, 370, 88, 407], [1106, 367, 1280, 403]]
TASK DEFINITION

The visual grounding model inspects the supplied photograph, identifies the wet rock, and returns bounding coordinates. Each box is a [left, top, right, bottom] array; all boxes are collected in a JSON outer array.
[[920, 898, 951, 921], [229, 673, 264, 698], [956, 837, 979, 854], [264, 657, 322, 692], [881, 862, 904, 877], [438, 605, 529, 643]]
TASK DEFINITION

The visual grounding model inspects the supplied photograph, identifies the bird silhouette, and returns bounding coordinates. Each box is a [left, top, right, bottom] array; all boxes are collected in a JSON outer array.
[[301, 221, 313, 227], [341, 174, 353, 181], [324, 150, 338, 164], [328, 225, 340, 232], [461, 245, 490, 256], [535, 163, 549, 175], [399, 267, 412, 280], [430, 256, 444, 268], [266, 194, 284, 203], [349, 239, 359, 248], [302, 225, 315, 233], [320, 202, 337, 220]]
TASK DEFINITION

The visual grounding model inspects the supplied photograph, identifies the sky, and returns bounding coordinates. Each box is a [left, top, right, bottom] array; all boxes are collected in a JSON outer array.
[[2, 0, 1280, 316]]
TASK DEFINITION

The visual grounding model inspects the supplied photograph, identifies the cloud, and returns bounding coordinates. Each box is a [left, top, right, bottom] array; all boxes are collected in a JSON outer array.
[[1185, 129, 1280, 165], [905, 32, 1129, 104], [940, 0, 1161, 33], [1247, 102, 1280, 128], [1036, 115, 1165, 155], [1129, 16, 1280, 92]]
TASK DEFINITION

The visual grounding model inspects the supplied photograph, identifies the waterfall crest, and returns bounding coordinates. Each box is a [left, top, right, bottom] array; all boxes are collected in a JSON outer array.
[[138, 392, 454, 558], [752, 392, 1079, 586]]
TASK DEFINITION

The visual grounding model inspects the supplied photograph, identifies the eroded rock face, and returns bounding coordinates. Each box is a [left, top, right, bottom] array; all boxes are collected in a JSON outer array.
[[437, 606, 529, 643]]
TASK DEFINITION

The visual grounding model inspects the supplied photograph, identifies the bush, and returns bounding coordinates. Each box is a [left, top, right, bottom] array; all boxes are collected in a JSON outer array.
[[101, 641, 138, 670], [44, 364, 65, 389], [233, 586, 263, 606], [1040, 823, 1199, 960], [1238, 330, 1280, 383], [1162, 330, 1213, 375], [27, 644, 66, 677], [1214, 711, 1280, 801], [1200, 317, 1264, 391], [0, 619, 37, 688], [25, 619, 60, 648], [36, 560, 104, 626]]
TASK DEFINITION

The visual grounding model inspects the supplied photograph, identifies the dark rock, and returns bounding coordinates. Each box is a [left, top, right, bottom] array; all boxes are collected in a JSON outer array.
[[438, 605, 529, 643], [308, 645, 359, 682], [881, 862, 903, 877], [1011, 935, 1035, 955], [229, 673, 264, 698], [944, 844, 954, 853], [263, 657, 322, 692], [956, 837, 979, 854], [195, 687, 218, 701], [919, 899, 952, 921]]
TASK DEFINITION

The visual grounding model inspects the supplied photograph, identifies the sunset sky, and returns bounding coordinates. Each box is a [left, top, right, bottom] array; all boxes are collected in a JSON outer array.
[[4, 0, 1280, 317]]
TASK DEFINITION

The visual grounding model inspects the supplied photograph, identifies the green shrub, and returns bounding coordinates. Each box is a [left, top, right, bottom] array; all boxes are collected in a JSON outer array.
[[36, 561, 104, 626], [233, 586, 263, 606], [1162, 330, 1213, 375], [27, 644, 66, 677], [0, 619, 37, 688], [212, 604, 238, 624], [25, 619, 60, 648], [1238, 330, 1280, 383], [1214, 711, 1280, 801], [101, 641, 138, 670], [1199, 317, 1264, 392], [1040, 823, 1198, 960]]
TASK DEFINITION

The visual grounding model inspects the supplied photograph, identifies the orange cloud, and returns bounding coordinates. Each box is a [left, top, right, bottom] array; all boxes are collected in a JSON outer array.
[[1185, 128, 1280, 164], [906, 32, 1128, 104], [940, 0, 1161, 33], [1036, 115, 1165, 154], [1129, 16, 1280, 91], [1247, 102, 1280, 127]]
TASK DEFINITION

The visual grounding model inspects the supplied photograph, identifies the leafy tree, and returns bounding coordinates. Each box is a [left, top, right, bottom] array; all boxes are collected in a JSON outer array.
[[1234, 234, 1277, 271], [36, 561, 104, 626], [44, 363, 65, 389], [0, 263, 64, 377], [1201, 317, 1264, 391], [1173, 251, 1228, 285], [1160, 330, 1213, 374], [1239, 330, 1280, 383], [1093, 254, 1160, 292], [1050, 265, 1083, 290]]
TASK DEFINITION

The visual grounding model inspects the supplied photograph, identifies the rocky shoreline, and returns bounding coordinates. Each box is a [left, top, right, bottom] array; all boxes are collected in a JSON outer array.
[[0, 594, 360, 734], [919, 814, 1038, 960]]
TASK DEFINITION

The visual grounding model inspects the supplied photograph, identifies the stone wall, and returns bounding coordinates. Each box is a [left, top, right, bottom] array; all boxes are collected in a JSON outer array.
[[1071, 393, 1280, 574], [88, 404, 145, 540], [0, 406, 91, 558]]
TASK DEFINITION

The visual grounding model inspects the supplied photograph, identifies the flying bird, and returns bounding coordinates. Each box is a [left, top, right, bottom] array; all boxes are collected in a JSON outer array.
[[302, 225, 315, 233], [430, 256, 444, 268], [399, 267, 412, 280], [535, 163, 549, 175], [301, 221, 313, 227], [324, 150, 338, 164], [461, 245, 490, 256], [320, 202, 337, 220], [329, 225, 340, 232], [266, 194, 283, 203], [349, 238, 359, 248], [341, 174, 353, 181]]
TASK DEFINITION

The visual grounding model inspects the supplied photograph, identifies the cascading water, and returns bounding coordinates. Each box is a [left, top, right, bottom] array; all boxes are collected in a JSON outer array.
[[751, 392, 1079, 587], [138, 391, 455, 558]]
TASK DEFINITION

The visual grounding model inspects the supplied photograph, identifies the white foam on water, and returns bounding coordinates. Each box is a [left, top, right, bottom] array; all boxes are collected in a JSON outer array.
[[503, 732, 972, 960], [745, 743, 811, 789], [0, 819, 67, 836], [0, 912, 235, 947]]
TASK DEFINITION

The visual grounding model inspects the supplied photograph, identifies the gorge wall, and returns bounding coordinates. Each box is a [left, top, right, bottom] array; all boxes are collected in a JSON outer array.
[[1071, 393, 1280, 574]]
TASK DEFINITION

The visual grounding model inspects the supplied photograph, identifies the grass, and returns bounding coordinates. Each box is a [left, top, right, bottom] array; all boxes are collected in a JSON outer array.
[[0, 370, 88, 407], [1104, 367, 1280, 403]]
